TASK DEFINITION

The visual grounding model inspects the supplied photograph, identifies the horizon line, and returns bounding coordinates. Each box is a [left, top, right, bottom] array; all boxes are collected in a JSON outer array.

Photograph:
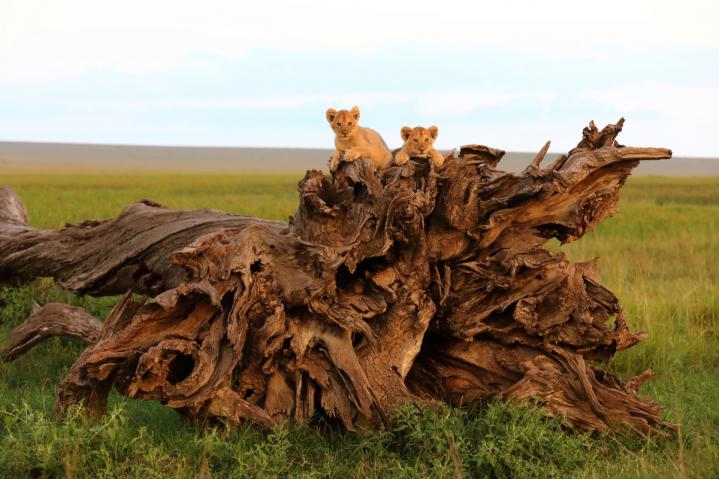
[[1, 139, 713, 160]]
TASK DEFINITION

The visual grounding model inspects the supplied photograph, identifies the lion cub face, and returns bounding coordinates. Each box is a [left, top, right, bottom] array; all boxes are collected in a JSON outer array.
[[400, 126, 439, 157], [326, 106, 360, 139]]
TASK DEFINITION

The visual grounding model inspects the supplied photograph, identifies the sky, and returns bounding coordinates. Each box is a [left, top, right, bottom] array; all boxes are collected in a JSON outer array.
[[1, 0, 718, 156]]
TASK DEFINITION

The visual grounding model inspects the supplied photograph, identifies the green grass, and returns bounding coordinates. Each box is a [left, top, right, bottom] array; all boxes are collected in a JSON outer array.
[[5, 173, 301, 226], [1, 174, 718, 478]]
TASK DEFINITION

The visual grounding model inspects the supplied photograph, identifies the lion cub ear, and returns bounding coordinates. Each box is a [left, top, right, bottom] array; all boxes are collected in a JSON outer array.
[[326, 108, 337, 123], [350, 105, 360, 120], [400, 126, 413, 142], [428, 126, 439, 140]]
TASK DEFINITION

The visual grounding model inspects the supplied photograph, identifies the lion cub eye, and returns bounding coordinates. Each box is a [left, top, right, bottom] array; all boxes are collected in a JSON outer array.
[[413, 139, 418, 143], [348, 122, 353, 126]]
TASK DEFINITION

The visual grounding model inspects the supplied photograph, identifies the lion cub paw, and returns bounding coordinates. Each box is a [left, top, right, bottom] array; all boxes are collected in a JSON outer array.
[[394, 150, 410, 166], [430, 150, 445, 168], [329, 152, 342, 172], [344, 149, 362, 161]]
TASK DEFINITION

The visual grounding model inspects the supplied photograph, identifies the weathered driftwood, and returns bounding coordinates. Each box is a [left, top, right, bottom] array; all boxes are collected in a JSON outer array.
[[1, 119, 675, 434]]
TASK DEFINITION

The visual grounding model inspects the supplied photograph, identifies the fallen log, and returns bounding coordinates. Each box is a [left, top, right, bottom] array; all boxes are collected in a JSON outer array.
[[0, 193, 285, 296], [0, 119, 675, 433]]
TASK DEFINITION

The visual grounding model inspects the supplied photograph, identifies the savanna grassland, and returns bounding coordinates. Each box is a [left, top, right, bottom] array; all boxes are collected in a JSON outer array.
[[0, 172, 717, 478]]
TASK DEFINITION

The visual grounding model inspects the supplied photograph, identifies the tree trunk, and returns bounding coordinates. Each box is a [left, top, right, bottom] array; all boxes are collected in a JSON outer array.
[[0, 119, 675, 433]]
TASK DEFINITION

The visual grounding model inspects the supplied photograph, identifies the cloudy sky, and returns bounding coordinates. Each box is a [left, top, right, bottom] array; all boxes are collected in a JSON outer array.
[[1, 0, 717, 156]]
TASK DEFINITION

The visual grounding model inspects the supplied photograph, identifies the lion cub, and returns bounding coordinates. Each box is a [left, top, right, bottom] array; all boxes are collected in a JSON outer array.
[[394, 126, 445, 168], [326, 106, 392, 172]]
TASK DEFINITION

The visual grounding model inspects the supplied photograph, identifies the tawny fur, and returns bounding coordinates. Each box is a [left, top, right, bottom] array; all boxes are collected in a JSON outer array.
[[394, 126, 445, 168], [326, 106, 392, 172]]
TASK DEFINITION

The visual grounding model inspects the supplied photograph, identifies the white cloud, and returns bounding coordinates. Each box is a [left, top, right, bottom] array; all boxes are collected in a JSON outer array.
[[80, 91, 411, 113], [80, 88, 552, 117], [414, 88, 557, 116], [583, 84, 719, 156], [2, 0, 719, 82], [584, 84, 718, 117]]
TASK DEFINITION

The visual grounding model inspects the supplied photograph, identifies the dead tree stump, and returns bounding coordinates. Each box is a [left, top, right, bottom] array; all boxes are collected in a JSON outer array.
[[1, 119, 675, 433]]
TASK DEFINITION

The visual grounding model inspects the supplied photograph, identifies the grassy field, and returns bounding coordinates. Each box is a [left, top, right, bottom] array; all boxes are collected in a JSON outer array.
[[0, 173, 717, 478]]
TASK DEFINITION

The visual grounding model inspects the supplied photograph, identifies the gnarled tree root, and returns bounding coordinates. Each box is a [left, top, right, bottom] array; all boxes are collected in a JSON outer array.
[[1, 119, 676, 434]]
